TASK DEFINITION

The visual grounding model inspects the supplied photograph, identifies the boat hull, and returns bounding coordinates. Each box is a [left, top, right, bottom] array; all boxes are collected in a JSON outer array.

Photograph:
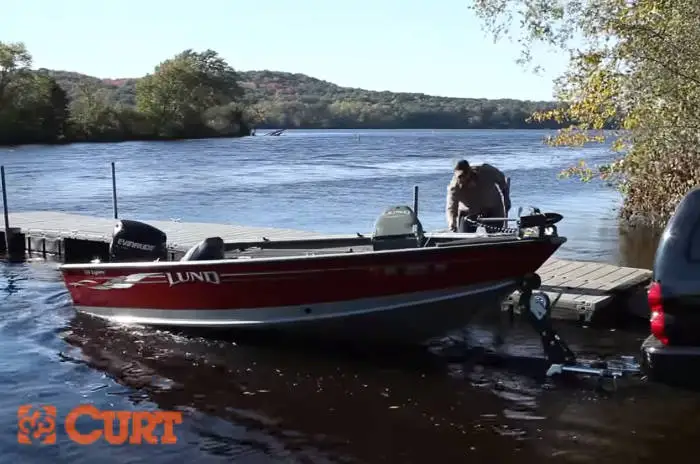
[[72, 279, 517, 344], [60, 236, 564, 344]]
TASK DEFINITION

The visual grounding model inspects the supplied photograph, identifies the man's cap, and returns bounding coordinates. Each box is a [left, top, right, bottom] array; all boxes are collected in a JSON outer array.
[[454, 159, 470, 171]]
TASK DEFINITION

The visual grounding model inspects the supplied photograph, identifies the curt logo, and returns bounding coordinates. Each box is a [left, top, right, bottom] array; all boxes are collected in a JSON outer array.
[[17, 404, 183, 445], [17, 405, 57, 445]]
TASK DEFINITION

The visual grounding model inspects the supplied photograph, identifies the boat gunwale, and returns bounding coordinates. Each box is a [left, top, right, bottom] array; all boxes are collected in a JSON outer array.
[[59, 234, 567, 271]]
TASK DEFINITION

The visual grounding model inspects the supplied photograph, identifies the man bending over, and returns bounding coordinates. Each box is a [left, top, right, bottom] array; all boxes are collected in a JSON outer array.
[[445, 159, 511, 232]]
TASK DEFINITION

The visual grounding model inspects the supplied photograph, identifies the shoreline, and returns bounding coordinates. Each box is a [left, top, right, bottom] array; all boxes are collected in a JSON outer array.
[[0, 126, 564, 148], [0, 132, 251, 149]]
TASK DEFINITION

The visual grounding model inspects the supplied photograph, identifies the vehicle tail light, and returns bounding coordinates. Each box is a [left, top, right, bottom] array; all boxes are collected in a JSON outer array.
[[648, 281, 668, 345]]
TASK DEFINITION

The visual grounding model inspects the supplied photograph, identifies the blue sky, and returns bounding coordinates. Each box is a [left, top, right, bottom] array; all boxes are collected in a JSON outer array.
[[3, 0, 570, 100]]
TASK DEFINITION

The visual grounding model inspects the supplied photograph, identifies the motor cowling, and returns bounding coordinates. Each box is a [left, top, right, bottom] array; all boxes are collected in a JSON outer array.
[[371, 205, 424, 250], [109, 219, 168, 262], [373, 205, 423, 237]]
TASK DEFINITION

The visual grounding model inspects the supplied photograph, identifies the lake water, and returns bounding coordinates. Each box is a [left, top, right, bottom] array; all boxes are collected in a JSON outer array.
[[1, 129, 696, 463]]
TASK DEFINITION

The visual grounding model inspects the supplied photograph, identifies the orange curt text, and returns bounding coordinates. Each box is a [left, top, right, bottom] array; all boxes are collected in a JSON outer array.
[[17, 404, 183, 445]]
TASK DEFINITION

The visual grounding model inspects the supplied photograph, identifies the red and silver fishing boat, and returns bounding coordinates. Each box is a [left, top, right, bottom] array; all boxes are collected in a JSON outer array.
[[58, 205, 566, 344]]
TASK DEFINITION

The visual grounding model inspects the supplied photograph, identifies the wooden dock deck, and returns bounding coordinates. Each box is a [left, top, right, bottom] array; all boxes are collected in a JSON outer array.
[[1, 211, 652, 323], [5, 211, 341, 250], [502, 258, 651, 323]]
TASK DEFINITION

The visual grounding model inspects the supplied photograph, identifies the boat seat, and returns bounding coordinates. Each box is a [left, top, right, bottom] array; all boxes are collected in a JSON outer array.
[[180, 237, 225, 261]]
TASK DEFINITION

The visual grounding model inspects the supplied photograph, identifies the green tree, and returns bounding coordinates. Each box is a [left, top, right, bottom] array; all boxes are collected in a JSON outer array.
[[0, 41, 31, 102], [470, 0, 700, 228], [135, 49, 245, 137], [0, 44, 253, 145], [0, 42, 69, 144], [26, 72, 70, 142], [68, 80, 125, 140]]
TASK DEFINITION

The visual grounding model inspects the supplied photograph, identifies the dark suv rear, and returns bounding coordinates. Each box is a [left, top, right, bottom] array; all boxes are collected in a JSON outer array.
[[641, 186, 700, 387]]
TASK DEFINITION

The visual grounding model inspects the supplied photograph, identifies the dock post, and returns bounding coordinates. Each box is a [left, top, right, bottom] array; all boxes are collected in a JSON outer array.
[[0, 166, 24, 260], [413, 185, 419, 217], [1, 166, 9, 253], [111, 162, 118, 219]]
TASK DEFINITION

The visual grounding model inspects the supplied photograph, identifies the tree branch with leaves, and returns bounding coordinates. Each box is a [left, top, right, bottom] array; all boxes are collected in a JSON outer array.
[[470, 0, 700, 227]]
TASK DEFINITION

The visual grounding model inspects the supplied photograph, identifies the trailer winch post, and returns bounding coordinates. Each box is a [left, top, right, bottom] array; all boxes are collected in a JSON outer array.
[[517, 272, 642, 389]]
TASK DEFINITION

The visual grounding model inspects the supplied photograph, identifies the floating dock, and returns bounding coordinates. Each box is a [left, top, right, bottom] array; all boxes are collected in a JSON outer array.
[[0, 211, 652, 324], [502, 258, 651, 323]]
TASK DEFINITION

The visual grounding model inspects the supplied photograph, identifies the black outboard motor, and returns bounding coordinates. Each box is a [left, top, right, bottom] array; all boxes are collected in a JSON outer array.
[[181, 237, 225, 261], [109, 219, 168, 263]]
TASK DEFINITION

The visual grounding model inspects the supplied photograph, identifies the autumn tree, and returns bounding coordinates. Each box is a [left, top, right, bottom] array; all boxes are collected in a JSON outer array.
[[136, 49, 246, 137], [470, 0, 700, 228]]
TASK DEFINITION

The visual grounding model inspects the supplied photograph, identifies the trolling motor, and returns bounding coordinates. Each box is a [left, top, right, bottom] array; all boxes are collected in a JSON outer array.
[[515, 273, 642, 389], [461, 207, 563, 237]]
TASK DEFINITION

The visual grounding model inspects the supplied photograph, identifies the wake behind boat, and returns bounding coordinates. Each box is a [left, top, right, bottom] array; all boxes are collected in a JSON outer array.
[[58, 205, 566, 344]]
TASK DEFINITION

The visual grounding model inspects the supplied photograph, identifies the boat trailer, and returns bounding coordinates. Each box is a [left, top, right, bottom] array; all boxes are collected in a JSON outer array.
[[455, 210, 644, 389], [514, 272, 643, 390]]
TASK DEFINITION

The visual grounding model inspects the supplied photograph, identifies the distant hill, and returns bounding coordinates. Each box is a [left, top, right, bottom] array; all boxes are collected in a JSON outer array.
[[44, 69, 561, 130]]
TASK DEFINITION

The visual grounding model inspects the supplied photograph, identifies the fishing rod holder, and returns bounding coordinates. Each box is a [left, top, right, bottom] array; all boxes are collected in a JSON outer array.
[[516, 273, 643, 390]]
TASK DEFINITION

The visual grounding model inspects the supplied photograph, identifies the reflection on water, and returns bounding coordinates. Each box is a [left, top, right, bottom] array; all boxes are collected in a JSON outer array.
[[0, 264, 25, 297], [60, 315, 537, 463], [40, 312, 699, 464], [617, 225, 663, 270]]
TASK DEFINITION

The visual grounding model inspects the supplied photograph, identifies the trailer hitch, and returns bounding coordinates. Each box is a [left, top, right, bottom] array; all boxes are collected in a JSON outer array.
[[516, 273, 643, 390]]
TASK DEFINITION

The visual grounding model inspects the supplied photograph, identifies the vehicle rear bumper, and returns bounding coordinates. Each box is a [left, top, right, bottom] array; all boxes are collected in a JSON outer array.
[[641, 334, 700, 388]]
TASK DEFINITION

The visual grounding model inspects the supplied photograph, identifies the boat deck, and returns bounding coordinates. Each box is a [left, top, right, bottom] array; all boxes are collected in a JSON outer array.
[[2, 211, 652, 323]]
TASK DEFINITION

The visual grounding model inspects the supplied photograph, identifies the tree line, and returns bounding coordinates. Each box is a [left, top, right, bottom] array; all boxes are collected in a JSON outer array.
[[0, 42, 251, 146], [52, 69, 565, 131], [242, 70, 563, 129], [0, 40, 569, 147]]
